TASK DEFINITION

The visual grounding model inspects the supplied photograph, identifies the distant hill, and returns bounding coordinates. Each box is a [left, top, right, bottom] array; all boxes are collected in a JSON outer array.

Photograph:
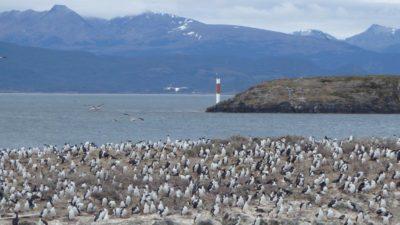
[[1, 5, 400, 93], [207, 76, 400, 113], [0, 41, 330, 93]]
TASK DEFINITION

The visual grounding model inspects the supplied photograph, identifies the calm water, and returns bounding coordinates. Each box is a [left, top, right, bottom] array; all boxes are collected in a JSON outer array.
[[0, 93, 399, 148]]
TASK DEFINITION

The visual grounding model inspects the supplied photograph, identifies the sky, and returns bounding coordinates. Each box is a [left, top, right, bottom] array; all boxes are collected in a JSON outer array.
[[1, 0, 400, 39]]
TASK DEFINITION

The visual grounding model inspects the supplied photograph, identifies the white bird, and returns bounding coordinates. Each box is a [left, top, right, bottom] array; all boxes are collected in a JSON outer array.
[[108, 200, 116, 208], [253, 215, 262, 225], [327, 208, 334, 218], [161, 207, 169, 217], [158, 201, 165, 212], [143, 203, 150, 214], [259, 194, 268, 205], [211, 204, 219, 216], [123, 113, 144, 122], [125, 196, 132, 206], [315, 208, 324, 220], [164, 86, 188, 92], [49, 207, 56, 218], [87, 104, 104, 112], [68, 207, 76, 221], [242, 201, 250, 212], [181, 205, 189, 215], [102, 198, 108, 207], [14, 202, 21, 212], [315, 194, 321, 204], [121, 208, 128, 217]]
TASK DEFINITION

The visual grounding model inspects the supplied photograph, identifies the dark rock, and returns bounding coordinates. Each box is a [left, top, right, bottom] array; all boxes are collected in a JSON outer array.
[[19, 222, 36, 225], [153, 219, 179, 225], [197, 220, 215, 225], [256, 207, 266, 213], [267, 219, 281, 225], [312, 222, 325, 225]]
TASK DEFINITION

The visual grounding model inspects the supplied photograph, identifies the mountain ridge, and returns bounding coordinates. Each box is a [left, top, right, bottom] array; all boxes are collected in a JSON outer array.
[[346, 24, 400, 52], [1, 5, 400, 50], [3, 5, 400, 55], [1, 5, 400, 93], [292, 29, 336, 41], [0, 5, 361, 56]]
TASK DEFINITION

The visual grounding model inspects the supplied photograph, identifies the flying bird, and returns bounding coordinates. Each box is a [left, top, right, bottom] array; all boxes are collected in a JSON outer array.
[[87, 104, 104, 112], [122, 113, 144, 122], [164, 86, 188, 92]]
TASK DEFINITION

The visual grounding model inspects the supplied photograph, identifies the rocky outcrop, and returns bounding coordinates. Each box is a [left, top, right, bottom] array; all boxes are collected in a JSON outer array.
[[206, 76, 400, 113]]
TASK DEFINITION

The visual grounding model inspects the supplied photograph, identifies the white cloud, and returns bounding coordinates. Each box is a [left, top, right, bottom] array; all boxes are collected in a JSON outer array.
[[1, 0, 400, 38]]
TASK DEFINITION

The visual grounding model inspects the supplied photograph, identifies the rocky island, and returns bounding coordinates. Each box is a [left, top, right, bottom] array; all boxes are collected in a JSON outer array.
[[206, 76, 400, 113]]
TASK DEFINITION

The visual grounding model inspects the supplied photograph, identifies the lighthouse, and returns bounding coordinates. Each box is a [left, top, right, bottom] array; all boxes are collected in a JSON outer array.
[[216, 78, 221, 104]]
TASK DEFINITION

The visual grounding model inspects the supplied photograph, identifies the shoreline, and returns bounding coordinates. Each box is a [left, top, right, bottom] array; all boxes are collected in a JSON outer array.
[[0, 92, 233, 96]]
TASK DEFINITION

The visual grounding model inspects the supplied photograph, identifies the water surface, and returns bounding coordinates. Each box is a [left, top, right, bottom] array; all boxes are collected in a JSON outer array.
[[0, 94, 399, 148]]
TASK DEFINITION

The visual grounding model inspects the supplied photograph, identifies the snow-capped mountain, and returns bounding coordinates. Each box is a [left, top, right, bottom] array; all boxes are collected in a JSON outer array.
[[2, 5, 400, 93], [0, 5, 357, 56], [346, 24, 400, 52], [292, 29, 336, 40]]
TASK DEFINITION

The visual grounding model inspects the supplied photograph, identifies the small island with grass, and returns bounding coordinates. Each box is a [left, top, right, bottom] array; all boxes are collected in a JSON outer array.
[[207, 76, 400, 113]]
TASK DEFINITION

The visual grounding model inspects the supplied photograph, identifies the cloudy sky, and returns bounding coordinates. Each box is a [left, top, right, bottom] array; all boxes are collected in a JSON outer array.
[[1, 0, 400, 38]]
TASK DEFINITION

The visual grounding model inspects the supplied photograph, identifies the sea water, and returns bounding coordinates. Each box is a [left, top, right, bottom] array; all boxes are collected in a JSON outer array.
[[0, 93, 399, 147]]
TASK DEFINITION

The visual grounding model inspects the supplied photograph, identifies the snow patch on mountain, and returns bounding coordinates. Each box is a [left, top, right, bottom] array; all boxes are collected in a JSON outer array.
[[292, 29, 336, 40], [184, 31, 202, 40], [176, 19, 193, 31], [172, 19, 201, 40]]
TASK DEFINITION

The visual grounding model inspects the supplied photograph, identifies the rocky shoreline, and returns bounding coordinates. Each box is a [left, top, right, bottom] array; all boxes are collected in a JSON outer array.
[[207, 76, 400, 113]]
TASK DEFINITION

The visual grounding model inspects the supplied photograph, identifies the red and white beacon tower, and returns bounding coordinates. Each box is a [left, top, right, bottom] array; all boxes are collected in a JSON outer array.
[[216, 78, 221, 104]]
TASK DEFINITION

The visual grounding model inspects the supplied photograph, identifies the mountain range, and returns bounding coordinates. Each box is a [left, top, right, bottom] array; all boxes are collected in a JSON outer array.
[[1, 5, 400, 93]]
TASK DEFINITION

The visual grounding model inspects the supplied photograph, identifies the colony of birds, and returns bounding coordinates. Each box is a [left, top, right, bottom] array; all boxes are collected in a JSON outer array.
[[1, 136, 400, 225]]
